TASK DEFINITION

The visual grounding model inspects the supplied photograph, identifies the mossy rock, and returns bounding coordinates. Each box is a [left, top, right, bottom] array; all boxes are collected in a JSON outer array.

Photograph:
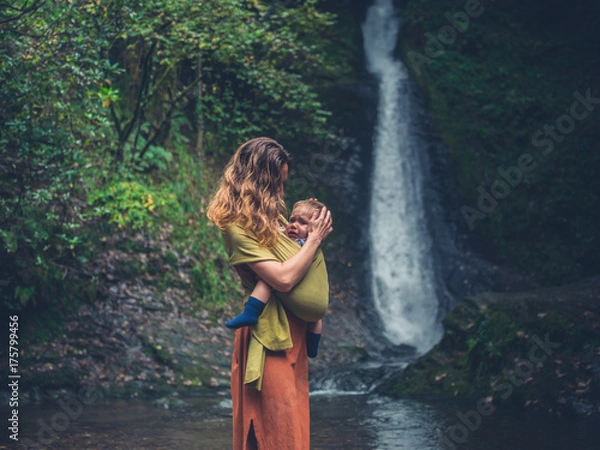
[[114, 258, 146, 279], [378, 278, 600, 415], [21, 366, 81, 391]]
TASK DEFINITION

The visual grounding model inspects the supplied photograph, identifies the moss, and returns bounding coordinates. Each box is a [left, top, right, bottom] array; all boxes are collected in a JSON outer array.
[[146, 255, 161, 276], [177, 364, 217, 388], [114, 258, 146, 280], [190, 259, 235, 306], [338, 344, 370, 360], [114, 237, 150, 254], [22, 366, 81, 391], [163, 250, 178, 267], [142, 343, 173, 366]]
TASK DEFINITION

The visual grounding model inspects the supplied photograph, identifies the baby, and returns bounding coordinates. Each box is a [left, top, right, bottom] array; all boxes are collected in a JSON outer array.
[[226, 199, 326, 358]]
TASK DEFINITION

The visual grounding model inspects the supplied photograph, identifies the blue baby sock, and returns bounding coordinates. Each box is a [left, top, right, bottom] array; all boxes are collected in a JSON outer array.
[[226, 296, 266, 329], [306, 332, 322, 358]]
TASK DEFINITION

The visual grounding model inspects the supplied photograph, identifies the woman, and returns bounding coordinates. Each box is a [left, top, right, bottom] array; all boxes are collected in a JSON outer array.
[[207, 137, 333, 449]]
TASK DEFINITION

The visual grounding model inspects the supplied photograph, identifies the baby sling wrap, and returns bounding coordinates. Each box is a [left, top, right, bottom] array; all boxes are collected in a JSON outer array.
[[222, 219, 329, 390]]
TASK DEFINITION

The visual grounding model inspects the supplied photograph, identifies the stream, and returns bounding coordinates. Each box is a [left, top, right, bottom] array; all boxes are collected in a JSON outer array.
[[8, 391, 600, 449]]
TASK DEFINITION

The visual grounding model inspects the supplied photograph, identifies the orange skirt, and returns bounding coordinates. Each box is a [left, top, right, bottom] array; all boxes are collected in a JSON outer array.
[[231, 310, 310, 450]]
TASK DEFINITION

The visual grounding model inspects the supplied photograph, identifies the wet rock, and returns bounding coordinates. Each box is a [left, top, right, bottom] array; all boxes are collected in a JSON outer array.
[[377, 276, 600, 416], [153, 396, 190, 409]]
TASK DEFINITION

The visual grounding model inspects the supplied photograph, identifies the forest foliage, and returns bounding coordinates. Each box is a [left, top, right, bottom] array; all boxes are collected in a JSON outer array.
[[399, 0, 600, 283], [0, 0, 352, 316], [4, 0, 597, 330]]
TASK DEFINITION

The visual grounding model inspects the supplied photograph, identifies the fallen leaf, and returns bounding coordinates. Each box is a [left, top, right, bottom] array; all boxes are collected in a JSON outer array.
[[435, 373, 447, 382]]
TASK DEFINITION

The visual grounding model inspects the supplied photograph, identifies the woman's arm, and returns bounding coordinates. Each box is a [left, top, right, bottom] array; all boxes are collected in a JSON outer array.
[[247, 206, 332, 292]]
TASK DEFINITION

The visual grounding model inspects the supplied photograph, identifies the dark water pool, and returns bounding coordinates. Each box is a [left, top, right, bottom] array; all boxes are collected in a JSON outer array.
[[4, 392, 599, 449]]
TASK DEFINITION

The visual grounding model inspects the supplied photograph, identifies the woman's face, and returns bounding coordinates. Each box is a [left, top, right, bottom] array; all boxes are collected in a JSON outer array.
[[278, 163, 289, 197]]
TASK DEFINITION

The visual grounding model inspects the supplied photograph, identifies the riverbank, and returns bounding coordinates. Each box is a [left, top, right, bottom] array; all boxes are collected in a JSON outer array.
[[10, 230, 234, 403], [378, 276, 600, 416], [5, 217, 374, 405]]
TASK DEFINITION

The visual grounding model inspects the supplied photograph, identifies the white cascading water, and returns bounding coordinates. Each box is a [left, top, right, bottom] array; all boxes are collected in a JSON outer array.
[[364, 0, 443, 354]]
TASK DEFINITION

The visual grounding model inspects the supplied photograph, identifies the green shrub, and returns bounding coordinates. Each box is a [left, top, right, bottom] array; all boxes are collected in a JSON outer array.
[[88, 180, 179, 231]]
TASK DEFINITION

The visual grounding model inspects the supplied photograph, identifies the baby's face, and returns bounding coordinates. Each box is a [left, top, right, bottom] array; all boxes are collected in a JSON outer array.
[[285, 207, 313, 241]]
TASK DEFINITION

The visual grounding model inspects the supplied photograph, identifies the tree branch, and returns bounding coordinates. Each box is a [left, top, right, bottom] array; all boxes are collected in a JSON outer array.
[[137, 77, 201, 161], [116, 38, 156, 162], [0, 0, 44, 27]]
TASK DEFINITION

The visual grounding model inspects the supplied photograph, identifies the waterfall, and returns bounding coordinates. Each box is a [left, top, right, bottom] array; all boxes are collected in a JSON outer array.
[[364, 0, 443, 354]]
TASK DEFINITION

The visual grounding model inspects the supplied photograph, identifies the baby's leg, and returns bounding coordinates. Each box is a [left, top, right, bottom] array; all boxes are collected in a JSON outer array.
[[306, 319, 323, 358], [225, 279, 270, 329], [307, 319, 322, 334], [247, 280, 271, 303]]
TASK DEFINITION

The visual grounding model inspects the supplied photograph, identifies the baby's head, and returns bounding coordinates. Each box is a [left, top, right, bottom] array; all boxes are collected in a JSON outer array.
[[285, 199, 326, 241]]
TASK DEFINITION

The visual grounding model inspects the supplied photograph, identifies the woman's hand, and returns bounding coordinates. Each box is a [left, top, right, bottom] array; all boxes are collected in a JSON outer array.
[[306, 206, 333, 245]]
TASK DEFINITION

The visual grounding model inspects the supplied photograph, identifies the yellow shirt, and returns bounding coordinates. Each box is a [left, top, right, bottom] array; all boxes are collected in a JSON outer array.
[[222, 220, 329, 389]]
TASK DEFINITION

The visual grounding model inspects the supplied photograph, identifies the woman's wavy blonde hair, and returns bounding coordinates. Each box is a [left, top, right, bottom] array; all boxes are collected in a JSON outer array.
[[207, 137, 292, 247]]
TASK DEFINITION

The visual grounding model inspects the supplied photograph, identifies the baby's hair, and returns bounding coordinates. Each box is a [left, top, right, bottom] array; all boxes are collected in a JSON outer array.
[[292, 199, 326, 216]]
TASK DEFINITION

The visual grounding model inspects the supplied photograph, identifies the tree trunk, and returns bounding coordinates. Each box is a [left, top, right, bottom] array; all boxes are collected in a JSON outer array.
[[195, 53, 204, 157]]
